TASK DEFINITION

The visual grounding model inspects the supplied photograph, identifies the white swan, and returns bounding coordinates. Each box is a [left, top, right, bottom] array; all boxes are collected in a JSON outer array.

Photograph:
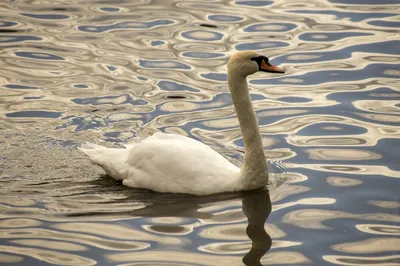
[[79, 51, 285, 195]]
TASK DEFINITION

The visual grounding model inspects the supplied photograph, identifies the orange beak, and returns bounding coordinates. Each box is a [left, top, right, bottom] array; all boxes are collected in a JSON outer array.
[[260, 59, 285, 73]]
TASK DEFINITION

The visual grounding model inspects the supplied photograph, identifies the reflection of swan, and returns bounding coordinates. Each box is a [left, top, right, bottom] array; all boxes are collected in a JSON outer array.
[[80, 51, 285, 195], [242, 189, 272, 266], [130, 188, 272, 265]]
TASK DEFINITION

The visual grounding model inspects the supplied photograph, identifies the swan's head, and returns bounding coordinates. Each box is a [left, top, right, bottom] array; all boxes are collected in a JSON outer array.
[[227, 51, 284, 77]]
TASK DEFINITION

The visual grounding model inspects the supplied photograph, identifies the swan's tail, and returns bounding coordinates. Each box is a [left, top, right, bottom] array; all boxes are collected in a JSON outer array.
[[79, 142, 129, 180], [79, 142, 106, 150]]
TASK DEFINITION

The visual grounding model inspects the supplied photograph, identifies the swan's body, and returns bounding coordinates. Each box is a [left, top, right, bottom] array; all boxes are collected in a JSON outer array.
[[80, 51, 285, 195]]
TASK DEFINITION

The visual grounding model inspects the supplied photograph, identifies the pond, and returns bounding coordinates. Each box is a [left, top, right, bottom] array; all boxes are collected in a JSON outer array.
[[0, 0, 399, 265]]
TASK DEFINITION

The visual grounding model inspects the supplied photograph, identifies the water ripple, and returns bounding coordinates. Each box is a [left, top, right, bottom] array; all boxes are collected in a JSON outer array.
[[14, 51, 65, 61], [0, 35, 42, 43], [288, 10, 398, 22], [244, 23, 297, 32], [236, 41, 289, 51], [181, 30, 224, 41], [1, 0, 399, 265], [208, 14, 244, 22], [20, 13, 70, 20], [78, 19, 175, 33], [139, 60, 191, 70]]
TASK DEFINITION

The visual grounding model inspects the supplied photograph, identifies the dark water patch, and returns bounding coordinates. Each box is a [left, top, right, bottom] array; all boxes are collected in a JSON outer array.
[[273, 40, 400, 64], [72, 94, 147, 106], [51, 8, 69, 11], [166, 95, 187, 99], [0, 29, 20, 33], [14, 51, 64, 61], [102, 131, 136, 143], [182, 51, 224, 59], [40, 7, 80, 12], [289, 10, 398, 22], [6, 111, 62, 118], [235, 0, 273, 7], [150, 40, 165, 46], [375, 138, 400, 171], [181, 30, 224, 41], [137, 76, 148, 81], [244, 23, 297, 32], [103, 132, 120, 138], [113, 85, 129, 91], [74, 84, 88, 89], [158, 80, 199, 92], [200, 73, 227, 81], [199, 23, 217, 28], [279, 97, 312, 103], [208, 15, 243, 22], [57, 115, 110, 131], [368, 20, 400, 28], [106, 65, 116, 71], [100, 7, 121, 12], [252, 63, 400, 86], [77, 20, 174, 33], [139, 60, 191, 70], [235, 41, 289, 51], [299, 32, 373, 42], [20, 13, 70, 20], [5, 84, 38, 90], [149, 225, 187, 234], [298, 122, 368, 136], [0, 35, 42, 43], [0, 21, 18, 27], [24, 96, 44, 100]]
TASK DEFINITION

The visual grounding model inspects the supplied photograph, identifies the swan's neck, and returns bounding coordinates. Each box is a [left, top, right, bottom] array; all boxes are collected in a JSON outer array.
[[228, 72, 269, 189]]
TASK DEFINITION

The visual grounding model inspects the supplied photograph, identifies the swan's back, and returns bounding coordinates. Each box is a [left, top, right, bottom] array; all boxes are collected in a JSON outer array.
[[80, 133, 241, 195]]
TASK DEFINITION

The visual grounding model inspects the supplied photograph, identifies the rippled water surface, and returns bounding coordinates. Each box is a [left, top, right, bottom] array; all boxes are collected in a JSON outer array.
[[1, 0, 399, 265]]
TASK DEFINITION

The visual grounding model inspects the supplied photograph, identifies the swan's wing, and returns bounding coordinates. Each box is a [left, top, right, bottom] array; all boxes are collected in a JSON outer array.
[[123, 132, 240, 195], [145, 132, 193, 142]]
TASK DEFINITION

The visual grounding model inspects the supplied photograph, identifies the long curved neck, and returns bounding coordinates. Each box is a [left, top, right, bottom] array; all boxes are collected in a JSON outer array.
[[228, 71, 269, 189]]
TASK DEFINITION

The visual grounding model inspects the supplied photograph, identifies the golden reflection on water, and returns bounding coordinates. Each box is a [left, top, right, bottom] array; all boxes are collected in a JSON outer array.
[[326, 176, 363, 187], [283, 209, 400, 230], [332, 238, 400, 254], [1, 0, 400, 265]]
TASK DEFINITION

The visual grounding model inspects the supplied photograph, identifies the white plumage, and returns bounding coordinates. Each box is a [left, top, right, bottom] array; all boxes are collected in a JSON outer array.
[[79, 51, 285, 195], [80, 132, 240, 195]]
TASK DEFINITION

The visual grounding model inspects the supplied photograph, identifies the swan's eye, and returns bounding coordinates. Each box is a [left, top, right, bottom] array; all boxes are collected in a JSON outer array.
[[251, 55, 284, 73], [250, 56, 261, 64], [251, 56, 269, 64], [251, 56, 269, 69]]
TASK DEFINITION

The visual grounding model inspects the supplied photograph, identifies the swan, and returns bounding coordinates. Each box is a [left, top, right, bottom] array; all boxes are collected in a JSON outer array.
[[79, 51, 285, 195]]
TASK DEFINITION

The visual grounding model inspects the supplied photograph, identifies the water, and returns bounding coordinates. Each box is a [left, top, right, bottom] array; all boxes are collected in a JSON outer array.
[[0, 0, 399, 265]]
